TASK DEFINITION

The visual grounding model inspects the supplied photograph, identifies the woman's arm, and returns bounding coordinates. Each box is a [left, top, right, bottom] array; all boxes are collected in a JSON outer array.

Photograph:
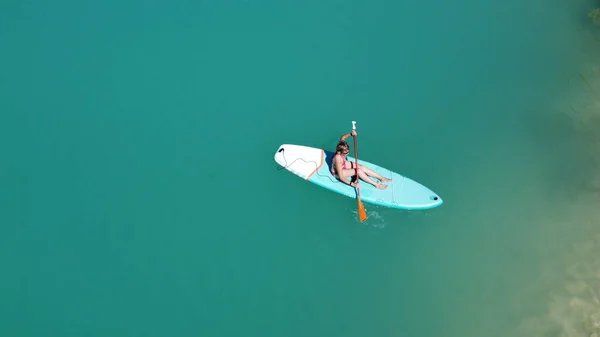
[[334, 157, 347, 183], [339, 130, 355, 142], [334, 157, 357, 187]]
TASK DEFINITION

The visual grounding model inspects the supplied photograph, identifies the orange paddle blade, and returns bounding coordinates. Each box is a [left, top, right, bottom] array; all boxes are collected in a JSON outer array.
[[358, 199, 367, 222]]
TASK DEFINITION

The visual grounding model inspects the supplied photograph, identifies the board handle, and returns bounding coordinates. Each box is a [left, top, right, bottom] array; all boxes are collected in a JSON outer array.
[[352, 121, 356, 130]]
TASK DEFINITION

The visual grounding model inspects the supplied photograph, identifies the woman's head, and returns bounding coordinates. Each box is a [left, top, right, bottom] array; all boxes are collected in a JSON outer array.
[[336, 141, 349, 155]]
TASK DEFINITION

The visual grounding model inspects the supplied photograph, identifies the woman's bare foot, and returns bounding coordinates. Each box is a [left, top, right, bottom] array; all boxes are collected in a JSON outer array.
[[376, 183, 388, 190], [379, 177, 392, 182]]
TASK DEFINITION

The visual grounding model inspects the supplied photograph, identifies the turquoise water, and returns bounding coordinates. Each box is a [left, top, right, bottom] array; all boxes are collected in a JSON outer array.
[[2, 0, 600, 336]]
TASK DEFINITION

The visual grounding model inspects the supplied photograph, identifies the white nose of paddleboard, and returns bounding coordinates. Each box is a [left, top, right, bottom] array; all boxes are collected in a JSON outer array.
[[274, 144, 324, 180]]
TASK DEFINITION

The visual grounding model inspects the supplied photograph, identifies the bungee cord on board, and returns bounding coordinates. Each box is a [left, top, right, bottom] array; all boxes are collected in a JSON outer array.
[[276, 148, 339, 184]]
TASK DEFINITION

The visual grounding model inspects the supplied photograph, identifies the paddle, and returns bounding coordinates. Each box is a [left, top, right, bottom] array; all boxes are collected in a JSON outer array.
[[352, 121, 368, 222]]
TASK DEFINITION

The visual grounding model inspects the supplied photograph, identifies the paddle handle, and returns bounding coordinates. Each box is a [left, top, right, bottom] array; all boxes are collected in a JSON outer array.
[[352, 121, 356, 130]]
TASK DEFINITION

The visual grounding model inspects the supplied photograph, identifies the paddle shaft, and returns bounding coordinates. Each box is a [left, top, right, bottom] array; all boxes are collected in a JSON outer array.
[[353, 135, 360, 197], [351, 121, 360, 196], [351, 121, 367, 221]]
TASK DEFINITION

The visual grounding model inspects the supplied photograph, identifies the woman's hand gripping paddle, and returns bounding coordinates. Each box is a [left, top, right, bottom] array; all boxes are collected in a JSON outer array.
[[352, 121, 367, 222]]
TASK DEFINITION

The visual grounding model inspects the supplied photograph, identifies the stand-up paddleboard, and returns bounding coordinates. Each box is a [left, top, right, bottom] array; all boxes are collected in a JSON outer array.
[[274, 144, 443, 210]]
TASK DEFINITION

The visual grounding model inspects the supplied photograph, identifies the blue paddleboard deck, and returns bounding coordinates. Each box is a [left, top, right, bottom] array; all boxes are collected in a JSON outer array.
[[274, 144, 443, 210]]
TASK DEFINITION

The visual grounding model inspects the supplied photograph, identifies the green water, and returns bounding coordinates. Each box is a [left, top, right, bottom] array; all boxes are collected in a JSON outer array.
[[2, 0, 600, 336]]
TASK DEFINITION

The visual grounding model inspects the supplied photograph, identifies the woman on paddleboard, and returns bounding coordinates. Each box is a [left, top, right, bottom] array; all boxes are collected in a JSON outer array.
[[331, 130, 391, 189]]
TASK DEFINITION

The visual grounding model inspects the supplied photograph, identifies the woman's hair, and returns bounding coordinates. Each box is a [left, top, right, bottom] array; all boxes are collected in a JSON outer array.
[[336, 141, 349, 154]]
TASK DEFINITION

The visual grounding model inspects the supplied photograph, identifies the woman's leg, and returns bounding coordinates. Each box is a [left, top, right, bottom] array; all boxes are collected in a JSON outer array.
[[342, 168, 388, 189], [350, 163, 391, 182]]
